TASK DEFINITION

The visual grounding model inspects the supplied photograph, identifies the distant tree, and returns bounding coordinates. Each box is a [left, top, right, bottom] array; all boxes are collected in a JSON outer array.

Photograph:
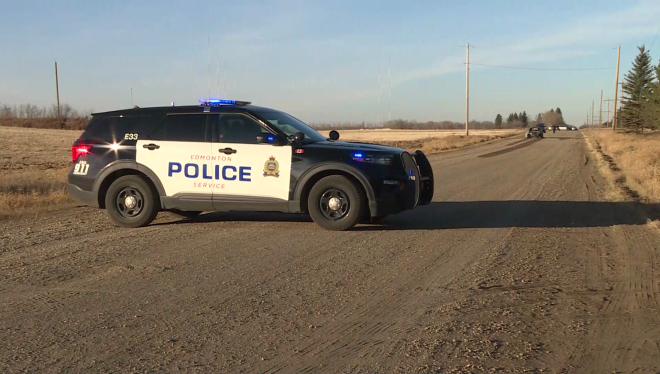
[[494, 113, 503, 129], [642, 58, 660, 130], [513, 112, 519, 121], [543, 110, 565, 126], [521, 111, 528, 127], [536, 113, 543, 123], [507, 113, 514, 123], [556, 107, 562, 116], [621, 45, 655, 132]]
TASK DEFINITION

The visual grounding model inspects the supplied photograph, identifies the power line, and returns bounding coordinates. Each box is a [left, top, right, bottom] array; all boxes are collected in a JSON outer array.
[[649, 27, 660, 51], [466, 62, 615, 71]]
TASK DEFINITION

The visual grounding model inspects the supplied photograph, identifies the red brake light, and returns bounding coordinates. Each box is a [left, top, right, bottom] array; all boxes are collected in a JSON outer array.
[[72, 145, 91, 162]]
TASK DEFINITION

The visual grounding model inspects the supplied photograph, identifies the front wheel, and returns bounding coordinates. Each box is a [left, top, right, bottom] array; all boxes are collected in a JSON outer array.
[[105, 175, 160, 228], [307, 175, 365, 231]]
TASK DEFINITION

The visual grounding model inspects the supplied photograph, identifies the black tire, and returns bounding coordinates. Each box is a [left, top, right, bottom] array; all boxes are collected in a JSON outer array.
[[307, 175, 365, 231], [104, 175, 160, 228], [169, 209, 202, 219]]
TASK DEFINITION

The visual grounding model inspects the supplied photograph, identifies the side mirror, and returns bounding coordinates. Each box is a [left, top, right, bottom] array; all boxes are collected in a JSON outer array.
[[329, 130, 340, 141], [293, 132, 305, 143]]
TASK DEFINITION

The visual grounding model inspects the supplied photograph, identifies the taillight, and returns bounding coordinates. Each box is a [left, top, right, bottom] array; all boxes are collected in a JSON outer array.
[[72, 145, 91, 162]]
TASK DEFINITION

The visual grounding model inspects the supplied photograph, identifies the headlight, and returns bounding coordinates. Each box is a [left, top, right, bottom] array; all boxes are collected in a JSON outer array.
[[352, 152, 393, 166]]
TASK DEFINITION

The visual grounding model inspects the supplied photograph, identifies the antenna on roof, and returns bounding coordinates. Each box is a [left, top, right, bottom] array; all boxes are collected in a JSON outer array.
[[207, 33, 211, 99], [217, 49, 221, 98]]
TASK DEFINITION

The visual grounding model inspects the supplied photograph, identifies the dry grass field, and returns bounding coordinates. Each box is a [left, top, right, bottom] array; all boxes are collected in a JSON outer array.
[[0, 126, 82, 217], [583, 129, 660, 203], [340, 129, 521, 154], [339, 128, 520, 142]]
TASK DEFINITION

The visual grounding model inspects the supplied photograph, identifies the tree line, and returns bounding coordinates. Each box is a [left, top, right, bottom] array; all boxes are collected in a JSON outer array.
[[493, 108, 565, 129], [619, 45, 660, 132]]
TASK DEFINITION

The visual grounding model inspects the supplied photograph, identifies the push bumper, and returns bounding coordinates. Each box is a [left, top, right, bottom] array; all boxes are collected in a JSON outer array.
[[371, 150, 434, 217], [67, 183, 99, 208]]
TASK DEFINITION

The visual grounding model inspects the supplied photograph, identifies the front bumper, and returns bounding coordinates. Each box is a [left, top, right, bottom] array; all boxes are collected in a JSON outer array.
[[67, 183, 99, 208], [371, 150, 434, 217]]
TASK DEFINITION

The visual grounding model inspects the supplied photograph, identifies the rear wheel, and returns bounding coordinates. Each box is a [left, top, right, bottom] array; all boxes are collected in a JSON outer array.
[[104, 175, 160, 228], [307, 175, 364, 231]]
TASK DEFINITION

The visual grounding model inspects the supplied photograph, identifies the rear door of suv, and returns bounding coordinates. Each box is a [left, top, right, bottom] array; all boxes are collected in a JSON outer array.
[[136, 112, 214, 209]]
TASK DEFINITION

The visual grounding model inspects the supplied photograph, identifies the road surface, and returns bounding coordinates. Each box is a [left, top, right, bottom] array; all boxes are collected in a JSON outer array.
[[1, 130, 659, 373]]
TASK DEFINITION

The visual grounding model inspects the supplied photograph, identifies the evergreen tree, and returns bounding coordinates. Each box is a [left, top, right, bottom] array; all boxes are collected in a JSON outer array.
[[556, 107, 562, 116], [642, 59, 660, 130], [550, 108, 555, 113], [521, 111, 528, 127], [494, 113, 503, 129], [507, 113, 514, 123], [536, 113, 543, 123], [513, 112, 519, 121], [621, 45, 655, 132]]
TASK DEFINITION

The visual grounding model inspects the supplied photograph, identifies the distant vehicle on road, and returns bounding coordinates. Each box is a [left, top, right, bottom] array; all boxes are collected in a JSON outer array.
[[536, 123, 546, 133], [67, 98, 434, 231], [526, 126, 544, 138]]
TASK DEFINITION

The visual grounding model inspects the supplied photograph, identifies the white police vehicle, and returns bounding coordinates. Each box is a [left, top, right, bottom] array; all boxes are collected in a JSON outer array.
[[67, 99, 434, 230]]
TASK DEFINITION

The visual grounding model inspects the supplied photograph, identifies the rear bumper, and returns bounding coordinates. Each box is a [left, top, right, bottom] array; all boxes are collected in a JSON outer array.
[[67, 183, 99, 208]]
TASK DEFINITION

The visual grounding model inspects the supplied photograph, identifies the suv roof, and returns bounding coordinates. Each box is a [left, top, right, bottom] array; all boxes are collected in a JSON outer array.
[[91, 103, 276, 117]]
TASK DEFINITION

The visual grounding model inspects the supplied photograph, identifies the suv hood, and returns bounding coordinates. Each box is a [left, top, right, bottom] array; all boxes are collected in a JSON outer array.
[[305, 140, 405, 154]]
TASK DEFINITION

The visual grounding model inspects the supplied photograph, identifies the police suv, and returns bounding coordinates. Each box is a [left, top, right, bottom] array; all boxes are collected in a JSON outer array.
[[67, 99, 434, 230]]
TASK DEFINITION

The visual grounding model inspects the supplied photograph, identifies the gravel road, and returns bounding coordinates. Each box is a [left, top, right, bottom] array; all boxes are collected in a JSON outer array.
[[1, 130, 659, 373]]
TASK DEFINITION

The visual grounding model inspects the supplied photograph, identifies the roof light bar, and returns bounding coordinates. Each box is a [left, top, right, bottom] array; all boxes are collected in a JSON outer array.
[[199, 98, 251, 106]]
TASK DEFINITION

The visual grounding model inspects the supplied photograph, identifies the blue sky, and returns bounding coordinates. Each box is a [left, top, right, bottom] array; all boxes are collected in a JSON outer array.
[[1, 0, 660, 126]]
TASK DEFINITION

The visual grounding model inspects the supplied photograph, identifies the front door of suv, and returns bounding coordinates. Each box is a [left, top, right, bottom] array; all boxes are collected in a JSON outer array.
[[210, 113, 292, 211], [136, 112, 214, 210]]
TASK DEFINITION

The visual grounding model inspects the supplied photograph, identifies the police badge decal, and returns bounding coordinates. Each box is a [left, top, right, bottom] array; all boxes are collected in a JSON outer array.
[[263, 156, 279, 177]]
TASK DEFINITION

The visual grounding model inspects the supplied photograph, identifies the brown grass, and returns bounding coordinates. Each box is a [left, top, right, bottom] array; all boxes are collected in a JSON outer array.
[[0, 117, 88, 131], [0, 127, 82, 218], [339, 129, 520, 143], [349, 131, 520, 154], [583, 129, 660, 203]]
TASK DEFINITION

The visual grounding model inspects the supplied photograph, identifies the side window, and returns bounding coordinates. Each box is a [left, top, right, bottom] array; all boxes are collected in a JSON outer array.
[[83, 115, 153, 141], [149, 114, 209, 142], [216, 114, 268, 144]]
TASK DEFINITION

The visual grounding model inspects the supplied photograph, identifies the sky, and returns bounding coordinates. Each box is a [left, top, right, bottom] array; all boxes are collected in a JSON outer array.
[[1, 0, 660, 126]]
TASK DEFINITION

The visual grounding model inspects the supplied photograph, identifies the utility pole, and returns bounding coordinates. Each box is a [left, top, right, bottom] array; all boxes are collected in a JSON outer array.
[[377, 65, 380, 127], [613, 44, 621, 131], [591, 100, 594, 128], [604, 98, 614, 127], [465, 42, 470, 136], [388, 56, 391, 125], [54, 60, 61, 119], [599, 89, 603, 128]]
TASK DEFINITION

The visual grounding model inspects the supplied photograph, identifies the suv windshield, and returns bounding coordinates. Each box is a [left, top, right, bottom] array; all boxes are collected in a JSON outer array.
[[251, 109, 326, 143]]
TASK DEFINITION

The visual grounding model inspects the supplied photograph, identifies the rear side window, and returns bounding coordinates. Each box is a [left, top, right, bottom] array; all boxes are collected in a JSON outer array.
[[83, 115, 154, 141], [149, 114, 209, 142]]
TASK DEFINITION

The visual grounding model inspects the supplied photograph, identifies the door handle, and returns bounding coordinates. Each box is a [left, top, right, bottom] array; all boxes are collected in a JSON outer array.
[[143, 143, 160, 150], [220, 147, 237, 155]]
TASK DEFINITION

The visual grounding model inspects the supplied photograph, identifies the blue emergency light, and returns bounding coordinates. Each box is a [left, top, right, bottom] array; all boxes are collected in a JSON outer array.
[[199, 98, 252, 106]]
